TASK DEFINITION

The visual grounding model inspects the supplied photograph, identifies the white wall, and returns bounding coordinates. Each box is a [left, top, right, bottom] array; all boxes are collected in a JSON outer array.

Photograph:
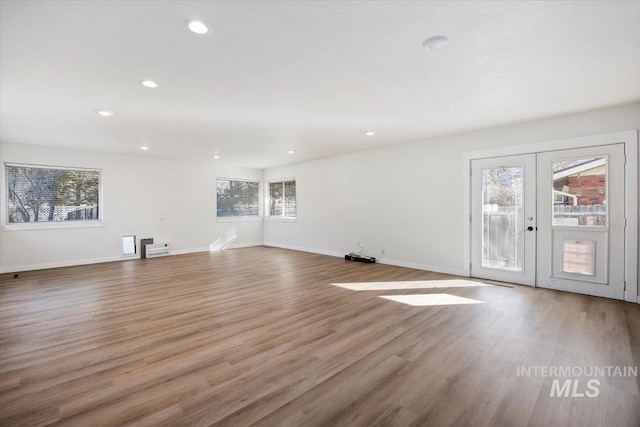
[[2, 103, 639, 297], [0, 143, 264, 272], [264, 103, 640, 285]]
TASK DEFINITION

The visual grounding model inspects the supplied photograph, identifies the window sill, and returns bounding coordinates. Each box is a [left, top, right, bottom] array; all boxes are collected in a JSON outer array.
[[216, 216, 263, 223], [3, 221, 104, 231], [265, 216, 297, 222]]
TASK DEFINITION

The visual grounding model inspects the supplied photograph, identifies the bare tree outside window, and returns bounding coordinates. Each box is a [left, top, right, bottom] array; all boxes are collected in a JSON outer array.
[[268, 180, 296, 218], [6, 165, 100, 223], [481, 167, 523, 271]]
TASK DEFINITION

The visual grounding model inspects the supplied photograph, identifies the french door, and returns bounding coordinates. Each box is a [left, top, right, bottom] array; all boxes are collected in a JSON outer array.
[[471, 154, 537, 285], [471, 144, 626, 299], [536, 144, 625, 299]]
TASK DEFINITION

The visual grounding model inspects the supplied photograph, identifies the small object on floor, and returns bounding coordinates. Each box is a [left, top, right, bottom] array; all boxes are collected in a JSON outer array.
[[345, 252, 376, 263], [13, 274, 19, 279]]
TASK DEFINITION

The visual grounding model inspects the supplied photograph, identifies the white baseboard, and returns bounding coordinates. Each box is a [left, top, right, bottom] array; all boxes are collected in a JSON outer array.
[[172, 242, 262, 257], [170, 247, 209, 256], [378, 258, 467, 277], [2, 242, 465, 277], [0, 243, 268, 274], [229, 242, 263, 249], [263, 242, 467, 276], [264, 242, 344, 258], [0, 255, 129, 274]]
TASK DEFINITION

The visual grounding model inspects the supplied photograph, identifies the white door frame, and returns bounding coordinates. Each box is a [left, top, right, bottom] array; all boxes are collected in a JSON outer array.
[[463, 130, 638, 303]]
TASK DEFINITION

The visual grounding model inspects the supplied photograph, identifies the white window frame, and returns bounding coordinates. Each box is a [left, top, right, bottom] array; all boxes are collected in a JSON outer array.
[[216, 177, 263, 222], [265, 178, 296, 221], [3, 162, 104, 231]]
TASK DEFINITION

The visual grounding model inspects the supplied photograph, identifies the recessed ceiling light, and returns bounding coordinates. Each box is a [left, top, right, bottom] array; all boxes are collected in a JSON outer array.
[[95, 110, 113, 117], [287, 150, 295, 154], [366, 131, 376, 136], [422, 35, 449, 51], [186, 20, 209, 35], [213, 155, 220, 159], [140, 146, 149, 151], [141, 80, 158, 88]]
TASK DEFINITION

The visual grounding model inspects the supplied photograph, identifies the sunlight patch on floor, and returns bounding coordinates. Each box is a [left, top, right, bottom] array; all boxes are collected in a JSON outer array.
[[331, 279, 493, 291], [379, 294, 486, 306]]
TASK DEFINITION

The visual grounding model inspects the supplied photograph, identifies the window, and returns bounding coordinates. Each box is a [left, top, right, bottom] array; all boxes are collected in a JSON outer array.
[[481, 167, 523, 271], [268, 179, 296, 218], [552, 156, 607, 227], [216, 179, 260, 218], [5, 163, 101, 226]]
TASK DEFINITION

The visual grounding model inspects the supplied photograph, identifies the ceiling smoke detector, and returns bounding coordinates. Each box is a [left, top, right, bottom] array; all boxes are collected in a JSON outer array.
[[422, 35, 449, 51]]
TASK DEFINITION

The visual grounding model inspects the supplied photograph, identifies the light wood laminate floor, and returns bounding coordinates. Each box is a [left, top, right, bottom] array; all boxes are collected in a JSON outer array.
[[1, 247, 639, 426]]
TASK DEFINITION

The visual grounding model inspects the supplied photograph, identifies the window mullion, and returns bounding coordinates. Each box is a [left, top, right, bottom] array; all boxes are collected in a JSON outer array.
[[281, 181, 285, 217]]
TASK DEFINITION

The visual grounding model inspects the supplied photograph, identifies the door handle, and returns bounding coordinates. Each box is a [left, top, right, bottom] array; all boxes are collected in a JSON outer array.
[[524, 226, 534, 232]]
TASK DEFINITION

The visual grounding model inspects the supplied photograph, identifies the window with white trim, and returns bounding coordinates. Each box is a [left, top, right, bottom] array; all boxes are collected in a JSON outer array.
[[216, 179, 261, 218], [268, 179, 296, 218], [5, 163, 101, 225]]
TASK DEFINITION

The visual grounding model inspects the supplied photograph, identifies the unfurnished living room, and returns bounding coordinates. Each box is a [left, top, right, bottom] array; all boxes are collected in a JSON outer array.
[[0, 1, 639, 426]]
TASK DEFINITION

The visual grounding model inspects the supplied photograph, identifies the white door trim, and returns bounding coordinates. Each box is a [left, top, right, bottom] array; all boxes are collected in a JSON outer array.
[[463, 130, 638, 303]]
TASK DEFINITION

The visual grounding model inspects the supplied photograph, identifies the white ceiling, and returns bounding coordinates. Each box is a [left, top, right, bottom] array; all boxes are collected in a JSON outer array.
[[1, 1, 639, 169]]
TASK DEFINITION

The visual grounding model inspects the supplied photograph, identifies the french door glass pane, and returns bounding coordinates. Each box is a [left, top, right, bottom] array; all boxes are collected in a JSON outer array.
[[552, 156, 607, 226], [481, 167, 524, 271]]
